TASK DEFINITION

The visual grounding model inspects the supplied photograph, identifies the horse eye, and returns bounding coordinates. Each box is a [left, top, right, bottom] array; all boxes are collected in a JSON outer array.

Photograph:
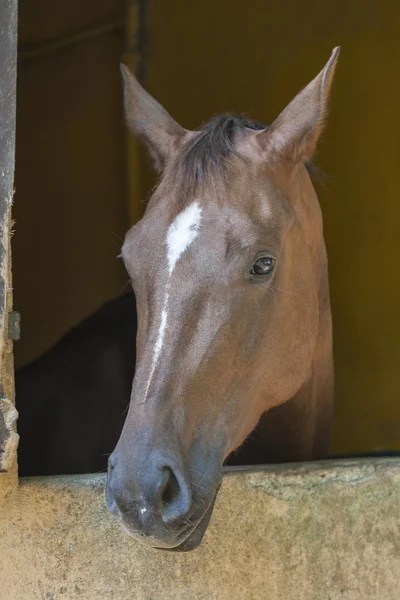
[[250, 256, 276, 277]]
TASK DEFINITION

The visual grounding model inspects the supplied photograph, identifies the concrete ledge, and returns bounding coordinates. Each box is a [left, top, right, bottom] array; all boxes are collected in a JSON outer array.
[[0, 458, 399, 599]]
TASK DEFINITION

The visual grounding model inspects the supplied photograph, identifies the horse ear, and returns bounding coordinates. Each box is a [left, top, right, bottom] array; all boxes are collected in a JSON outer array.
[[120, 64, 187, 171], [257, 47, 340, 164]]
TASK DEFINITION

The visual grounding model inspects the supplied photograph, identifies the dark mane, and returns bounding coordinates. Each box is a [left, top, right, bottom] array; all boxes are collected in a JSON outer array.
[[184, 114, 266, 180], [167, 114, 265, 199], [162, 113, 320, 202]]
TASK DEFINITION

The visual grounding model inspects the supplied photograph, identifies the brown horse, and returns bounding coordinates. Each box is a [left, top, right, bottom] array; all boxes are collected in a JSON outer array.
[[106, 48, 340, 551]]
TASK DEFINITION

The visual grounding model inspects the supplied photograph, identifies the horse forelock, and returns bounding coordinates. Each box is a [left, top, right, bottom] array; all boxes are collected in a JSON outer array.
[[158, 113, 321, 212]]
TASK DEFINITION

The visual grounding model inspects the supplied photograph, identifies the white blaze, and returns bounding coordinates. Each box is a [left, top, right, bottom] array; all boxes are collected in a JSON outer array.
[[166, 202, 203, 273], [142, 201, 202, 402]]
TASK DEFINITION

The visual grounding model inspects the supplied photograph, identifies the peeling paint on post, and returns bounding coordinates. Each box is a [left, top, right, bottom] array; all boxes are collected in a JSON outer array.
[[0, 0, 18, 494]]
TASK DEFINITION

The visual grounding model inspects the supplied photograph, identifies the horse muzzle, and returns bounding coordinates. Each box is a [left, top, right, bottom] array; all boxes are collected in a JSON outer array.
[[105, 446, 221, 551]]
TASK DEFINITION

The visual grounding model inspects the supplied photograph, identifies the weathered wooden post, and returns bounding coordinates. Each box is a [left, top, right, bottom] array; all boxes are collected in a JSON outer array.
[[0, 0, 19, 505]]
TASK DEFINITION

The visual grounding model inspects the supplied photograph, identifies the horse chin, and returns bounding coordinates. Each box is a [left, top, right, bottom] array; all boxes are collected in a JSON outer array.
[[115, 485, 221, 552], [158, 486, 220, 552], [115, 500, 214, 552]]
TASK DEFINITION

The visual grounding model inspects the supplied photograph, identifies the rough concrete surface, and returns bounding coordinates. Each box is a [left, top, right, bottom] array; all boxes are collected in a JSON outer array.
[[0, 459, 399, 600]]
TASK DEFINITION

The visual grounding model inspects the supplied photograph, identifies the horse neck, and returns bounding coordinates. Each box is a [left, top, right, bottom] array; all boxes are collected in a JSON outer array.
[[292, 166, 326, 270], [288, 166, 332, 324]]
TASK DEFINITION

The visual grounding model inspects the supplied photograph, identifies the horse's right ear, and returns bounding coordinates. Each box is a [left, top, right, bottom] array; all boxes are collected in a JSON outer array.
[[120, 64, 187, 172]]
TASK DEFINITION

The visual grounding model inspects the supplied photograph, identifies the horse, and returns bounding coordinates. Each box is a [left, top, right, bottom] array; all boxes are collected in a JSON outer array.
[[16, 293, 137, 477], [105, 47, 340, 551]]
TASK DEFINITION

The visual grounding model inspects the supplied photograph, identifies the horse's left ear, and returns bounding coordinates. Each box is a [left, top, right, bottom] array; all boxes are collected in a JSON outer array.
[[257, 47, 340, 163]]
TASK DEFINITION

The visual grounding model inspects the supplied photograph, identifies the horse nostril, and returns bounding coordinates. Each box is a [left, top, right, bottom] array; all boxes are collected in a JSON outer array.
[[161, 467, 180, 505], [159, 466, 191, 524]]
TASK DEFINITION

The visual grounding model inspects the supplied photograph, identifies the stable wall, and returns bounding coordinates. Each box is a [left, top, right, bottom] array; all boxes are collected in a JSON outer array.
[[135, 0, 400, 455], [1, 459, 399, 600]]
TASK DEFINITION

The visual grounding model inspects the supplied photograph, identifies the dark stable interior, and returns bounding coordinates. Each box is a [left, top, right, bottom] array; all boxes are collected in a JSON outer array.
[[14, 0, 400, 477]]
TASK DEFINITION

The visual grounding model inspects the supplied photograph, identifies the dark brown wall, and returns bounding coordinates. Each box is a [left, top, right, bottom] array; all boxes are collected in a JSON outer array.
[[13, 1, 130, 367]]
